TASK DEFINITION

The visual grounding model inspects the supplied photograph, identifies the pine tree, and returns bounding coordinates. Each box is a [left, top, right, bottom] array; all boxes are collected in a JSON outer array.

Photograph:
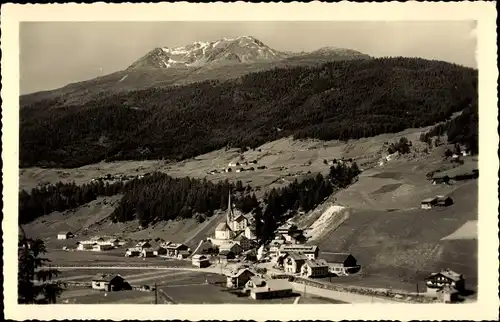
[[18, 226, 64, 304]]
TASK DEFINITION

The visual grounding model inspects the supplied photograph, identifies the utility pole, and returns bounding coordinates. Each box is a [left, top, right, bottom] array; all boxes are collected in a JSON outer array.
[[154, 282, 158, 304], [416, 283, 419, 296]]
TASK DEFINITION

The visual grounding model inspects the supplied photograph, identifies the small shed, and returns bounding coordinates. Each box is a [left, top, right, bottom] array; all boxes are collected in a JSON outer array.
[[436, 195, 454, 207], [421, 197, 438, 209], [91, 274, 128, 292]]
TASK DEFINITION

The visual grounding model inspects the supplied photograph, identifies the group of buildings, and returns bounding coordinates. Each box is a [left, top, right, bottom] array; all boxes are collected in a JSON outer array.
[[420, 195, 454, 210], [209, 192, 258, 260], [75, 236, 122, 251], [125, 241, 191, 259], [224, 268, 294, 300]]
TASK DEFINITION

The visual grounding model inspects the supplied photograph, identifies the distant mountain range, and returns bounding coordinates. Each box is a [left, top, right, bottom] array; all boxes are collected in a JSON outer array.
[[127, 36, 368, 69], [20, 36, 370, 106]]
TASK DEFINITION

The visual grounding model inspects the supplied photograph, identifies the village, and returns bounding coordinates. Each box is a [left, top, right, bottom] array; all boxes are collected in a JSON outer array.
[[54, 184, 468, 304]]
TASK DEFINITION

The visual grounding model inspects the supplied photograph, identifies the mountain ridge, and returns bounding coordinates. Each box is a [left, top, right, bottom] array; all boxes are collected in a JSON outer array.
[[20, 37, 371, 106]]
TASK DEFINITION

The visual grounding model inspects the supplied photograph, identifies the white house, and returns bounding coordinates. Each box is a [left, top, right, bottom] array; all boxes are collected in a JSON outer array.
[[76, 241, 95, 251], [91, 274, 127, 292], [57, 232, 74, 240], [140, 248, 156, 258], [233, 234, 254, 251], [93, 243, 114, 252], [301, 259, 329, 278], [245, 226, 257, 240], [125, 248, 141, 257]]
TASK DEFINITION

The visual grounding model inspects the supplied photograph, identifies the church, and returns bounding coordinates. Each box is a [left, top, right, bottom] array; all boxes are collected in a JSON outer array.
[[211, 191, 257, 246]]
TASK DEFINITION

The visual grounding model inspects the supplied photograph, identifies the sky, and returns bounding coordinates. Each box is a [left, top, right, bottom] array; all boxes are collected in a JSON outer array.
[[20, 21, 477, 95]]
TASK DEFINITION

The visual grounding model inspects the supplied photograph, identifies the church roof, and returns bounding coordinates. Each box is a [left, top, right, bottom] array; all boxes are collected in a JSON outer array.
[[216, 222, 230, 231]]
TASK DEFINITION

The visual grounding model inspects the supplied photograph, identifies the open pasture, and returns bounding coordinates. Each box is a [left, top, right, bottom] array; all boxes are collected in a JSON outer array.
[[317, 179, 477, 292]]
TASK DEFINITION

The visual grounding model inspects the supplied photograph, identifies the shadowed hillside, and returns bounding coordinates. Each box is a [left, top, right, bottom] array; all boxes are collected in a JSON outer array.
[[20, 57, 477, 169]]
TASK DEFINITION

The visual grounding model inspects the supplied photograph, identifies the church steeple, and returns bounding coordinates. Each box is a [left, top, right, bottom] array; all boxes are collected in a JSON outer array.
[[227, 189, 234, 228]]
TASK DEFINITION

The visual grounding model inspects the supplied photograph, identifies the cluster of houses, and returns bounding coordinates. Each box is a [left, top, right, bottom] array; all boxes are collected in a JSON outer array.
[[76, 236, 122, 251], [420, 195, 454, 210], [207, 160, 266, 175], [90, 172, 151, 184], [208, 192, 258, 261], [224, 268, 294, 300], [125, 241, 191, 259]]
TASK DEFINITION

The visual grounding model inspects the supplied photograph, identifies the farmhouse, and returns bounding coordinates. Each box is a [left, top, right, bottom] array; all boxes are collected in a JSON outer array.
[[57, 232, 74, 240], [177, 250, 191, 259], [324, 253, 360, 275], [219, 242, 243, 255], [283, 253, 307, 274], [164, 243, 190, 258], [226, 268, 255, 288], [301, 259, 330, 278], [421, 195, 453, 209], [192, 254, 210, 268], [140, 248, 156, 258], [135, 241, 152, 249], [76, 241, 95, 251], [154, 246, 168, 256], [91, 274, 128, 292], [233, 234, 254, 251], [246, 277, 293, 300], [92, 243, 114, 252], [219, 250, 235, 263], [436, 195, 454, 207], [125, 248, 141, 257], [425, 269, 465, 293], [277, 223, 307, 244], [279, 245, 319, 260]]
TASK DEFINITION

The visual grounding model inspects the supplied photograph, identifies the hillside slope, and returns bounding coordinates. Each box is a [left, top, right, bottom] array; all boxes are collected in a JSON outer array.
[[20, 57, 477, 168]]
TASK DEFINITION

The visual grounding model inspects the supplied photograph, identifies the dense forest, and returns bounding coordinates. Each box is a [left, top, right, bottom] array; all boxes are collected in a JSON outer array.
[[18, 175, 249, 225], [419, 102, 479, 154], [18, 180, 126, 224], [20, 57, 478, 168], [256, 162, 361, 242]]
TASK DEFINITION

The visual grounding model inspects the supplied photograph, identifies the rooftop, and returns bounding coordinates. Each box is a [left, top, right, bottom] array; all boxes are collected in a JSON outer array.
[[280, 245, 318, 252], [321, 253, 353, 264], [92, 273, 122, 282], [427, 269, 463, 282], [250, 279, 293, 294]]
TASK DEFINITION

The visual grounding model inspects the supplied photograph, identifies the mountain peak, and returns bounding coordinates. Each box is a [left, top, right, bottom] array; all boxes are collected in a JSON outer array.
[[128, 36, 285, 69]]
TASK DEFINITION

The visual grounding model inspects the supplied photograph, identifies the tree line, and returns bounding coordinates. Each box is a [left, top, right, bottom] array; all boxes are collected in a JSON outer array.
[[255, 162, 361, 242], [20, 57, 478, 168], [419, 102, 478, 154]]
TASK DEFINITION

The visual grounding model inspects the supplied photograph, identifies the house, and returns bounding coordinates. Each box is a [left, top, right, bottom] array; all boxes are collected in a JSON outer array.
[[219, 242, 243, 255], [135, 241, 152, 249], [234, 234, 254, 251], [301, 259, 329, 278], [125, 248, 141, 257], [177, 250, 191, 259], [226, 268, 255, 288], [164, 243, 190, 258], [436, 195, 453, 207], [93, 243, 114, 252], [192, 254, 210, 268], [245, 226, 257, 240], [324, 253, 359, 275], [90, 237, 105, 243], [228, 162, 240, 167], [57, 232, 74, 240], [91, 274, 128, 292], [283, 253, 307, 274], [421, 197, 437, 209], [232, 214, 249, 231], [76, 241, 95, 251], [140, 248, 156, 258], [437, 285, 460, 303], [277, 223, 306, 244], [425, 269, 465, 293], [219, 250, 235, 263], [154, 246, 168, 256], [245, 277, 293, 300], [105, 238, 120, 247], [279, 245, 319, 260]]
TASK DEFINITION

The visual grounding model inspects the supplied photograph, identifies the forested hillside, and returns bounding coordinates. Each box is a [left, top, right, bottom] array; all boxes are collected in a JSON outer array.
[[20, 57, 478, 168]]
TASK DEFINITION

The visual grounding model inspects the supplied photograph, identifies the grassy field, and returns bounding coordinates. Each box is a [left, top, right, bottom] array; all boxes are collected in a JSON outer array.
[[316, 178, 478, 293]]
